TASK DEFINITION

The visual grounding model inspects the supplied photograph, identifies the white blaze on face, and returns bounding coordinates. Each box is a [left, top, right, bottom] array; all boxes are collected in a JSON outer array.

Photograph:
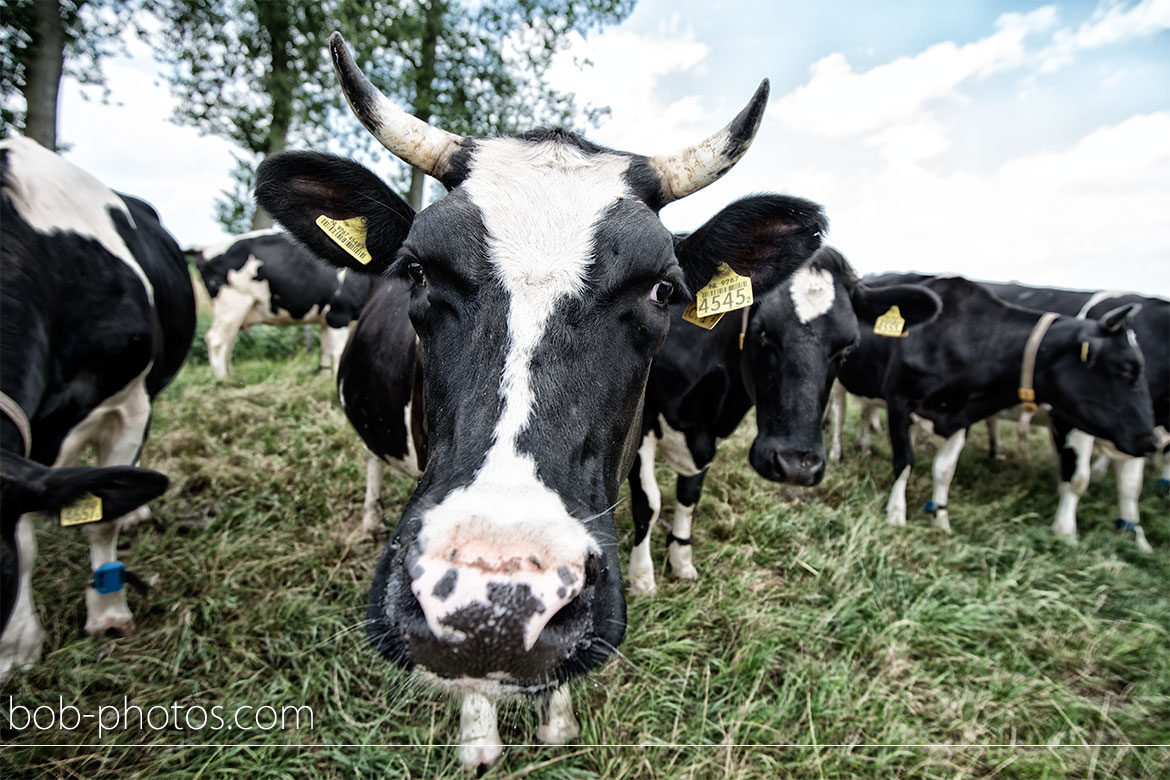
[[789, 265, 836, 324], [414, 139, 634, 629], [2, 137, 153, 302]]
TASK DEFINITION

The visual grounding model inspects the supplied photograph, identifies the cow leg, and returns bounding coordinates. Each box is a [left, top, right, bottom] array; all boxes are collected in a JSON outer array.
[[668, 469, 707, 581], [205, 287, 254, 379], [536, 684, 579, 745], [859, 399, 883, 455], [928, 429, 966, 532], [0, 518, 46, 683], [459, 692, 502, 772], [1016, 408, 1035, 460], [1157, 427, 1170, 487], [319, 325, 351, 377], [1053, 428, 1094, 545], [886, 401, 914, 527], [84, 379, 153, 635], [986, 417, 1001, 461], [627, 434, 660, 597], [1113, 455, 1152, 553], [827, 380, 845, 463], [1090, 453, 1111, 481], [360, 454, 385, 538]]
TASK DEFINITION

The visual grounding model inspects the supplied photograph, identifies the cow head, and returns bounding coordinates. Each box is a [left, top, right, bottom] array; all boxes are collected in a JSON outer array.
[[743, 247, 941, 485], [1039, 305, 1158, 457], [0, 450, 168, 632], [256, 33, 824, 695]]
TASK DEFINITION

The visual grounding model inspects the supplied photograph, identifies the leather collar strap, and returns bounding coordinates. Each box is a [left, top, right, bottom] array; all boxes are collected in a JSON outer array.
[[1019, 311, 1060, 412], [0, 391, 32, 458], [738, 306, 750, 351]]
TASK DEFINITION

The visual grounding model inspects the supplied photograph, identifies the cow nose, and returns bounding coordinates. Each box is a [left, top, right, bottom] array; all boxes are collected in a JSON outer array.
[[774, 448, 825, 486], [411, 547, 594, 664]]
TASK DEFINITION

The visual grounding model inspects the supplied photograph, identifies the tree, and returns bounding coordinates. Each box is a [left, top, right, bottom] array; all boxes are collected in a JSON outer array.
[[0, 0, 139, 150], [147, 0, 634, 228]]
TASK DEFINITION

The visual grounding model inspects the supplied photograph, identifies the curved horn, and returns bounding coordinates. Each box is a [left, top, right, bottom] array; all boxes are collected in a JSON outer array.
[[329, 32, 464, 179], [650, 79, 770, 204]]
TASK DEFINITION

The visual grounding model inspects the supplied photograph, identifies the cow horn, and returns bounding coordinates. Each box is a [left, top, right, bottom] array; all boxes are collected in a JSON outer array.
[[329, 32, 464, 179], [649, 80, 770, 204]]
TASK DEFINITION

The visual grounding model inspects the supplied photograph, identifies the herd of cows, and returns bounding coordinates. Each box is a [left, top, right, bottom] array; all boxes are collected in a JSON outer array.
[[2, 33, 1167, 771]]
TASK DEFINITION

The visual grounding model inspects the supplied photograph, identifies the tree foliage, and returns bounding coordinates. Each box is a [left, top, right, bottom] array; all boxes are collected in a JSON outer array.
[[147, 0, 635, 226], [0, 0, 139, 148]]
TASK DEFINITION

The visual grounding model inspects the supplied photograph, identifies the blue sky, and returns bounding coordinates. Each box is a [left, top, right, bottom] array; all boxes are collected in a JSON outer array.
[[58, 0, 1170, 295]]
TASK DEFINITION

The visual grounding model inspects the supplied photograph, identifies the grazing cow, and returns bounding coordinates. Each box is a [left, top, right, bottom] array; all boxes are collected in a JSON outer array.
[[627, 247, 941, 595], [835, 274, 1157, 541], [978, 282, 1169, 551], [255, 33, 825, 771], [0, 137, 195, 680], [334, 278, 426, 538], [188, 229, 374, 378]]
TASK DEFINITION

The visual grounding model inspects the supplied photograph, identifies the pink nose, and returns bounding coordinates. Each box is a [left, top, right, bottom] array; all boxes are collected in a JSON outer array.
[[411, 550, 585, 652]]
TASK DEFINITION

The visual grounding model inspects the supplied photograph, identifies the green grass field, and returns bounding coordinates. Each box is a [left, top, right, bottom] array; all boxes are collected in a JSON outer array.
[[2, 339, 1168, 779]]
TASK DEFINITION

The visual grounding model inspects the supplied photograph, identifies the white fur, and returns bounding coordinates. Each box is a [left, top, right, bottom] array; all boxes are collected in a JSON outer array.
[[656, 414, 703, 477], [190, 228, 281, 263], [1052, 429, 1095, 542], [459, 692, 502, 770], [789, 265, 836, 324], [1113, 455, 1151, 553], [360, 455, 386, 537], [667, 502, 698, 579], [0, 518, 45, 682], [887, 466, 911, 526], [536, 685, 580, 745], [2, 137, 153, 303], [827, 380, 846, 463], [627, 433, 661, 596], [929, 429, 967, 532]]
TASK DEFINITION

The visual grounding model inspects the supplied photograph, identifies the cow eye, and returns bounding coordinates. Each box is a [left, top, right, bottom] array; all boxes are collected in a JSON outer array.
[[650, 280, 674, 305], [406, 261, 425, 286]]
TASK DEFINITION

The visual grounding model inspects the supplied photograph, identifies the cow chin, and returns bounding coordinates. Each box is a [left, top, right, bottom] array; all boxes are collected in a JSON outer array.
[[365, 515, 625, 692]]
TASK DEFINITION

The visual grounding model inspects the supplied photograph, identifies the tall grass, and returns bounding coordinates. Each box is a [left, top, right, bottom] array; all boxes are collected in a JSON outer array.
[[2, 353, 1167, 779]]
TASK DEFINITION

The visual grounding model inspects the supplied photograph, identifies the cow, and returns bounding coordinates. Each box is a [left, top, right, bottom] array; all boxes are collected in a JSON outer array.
[[0, 136, 195, 680], [978, 282, 1169, 552], [188, 229, 375, 378], [334, 277, 426, 538], [254, 32, 826, 771], [626, 246, 941, 595], [834, 273, 1157, 546]]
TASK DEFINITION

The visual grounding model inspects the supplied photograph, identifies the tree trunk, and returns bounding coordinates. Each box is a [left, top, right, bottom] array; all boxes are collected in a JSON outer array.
[[407, 0, 446, 212], [23, 0, 66, 150], [252, 1, 294, 231]]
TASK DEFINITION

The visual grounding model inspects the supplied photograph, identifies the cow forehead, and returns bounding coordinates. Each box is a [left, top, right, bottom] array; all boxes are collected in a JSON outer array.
[[788, 265, 837, 324], [461, 137, 635, 304]]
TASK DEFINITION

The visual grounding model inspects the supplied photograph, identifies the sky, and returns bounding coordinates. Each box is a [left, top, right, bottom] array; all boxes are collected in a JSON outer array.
[[54, 0, 1170, 297]]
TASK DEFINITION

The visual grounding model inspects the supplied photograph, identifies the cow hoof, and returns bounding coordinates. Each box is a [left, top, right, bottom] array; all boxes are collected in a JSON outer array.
[[85, 589, 135, 636], [460, 742, 502, 775], [536, 711, 579, 745], [886, 511, 907, 527], [671, 564, 699, 581], [628, 575, 657, 597], [931, 513, 952, 532], [117, 505, 152, 531], [0, 616, 46, 684], [1052, 529, 1079, 547]]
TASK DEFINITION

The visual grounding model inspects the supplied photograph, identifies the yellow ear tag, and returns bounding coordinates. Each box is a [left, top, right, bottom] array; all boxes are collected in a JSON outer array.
[[315, 215, 372, 265], [1080, 341, 1090, 363], [684, 263, 753, 329], [873, 306, 907, 338], [59, 493, 103, 527]]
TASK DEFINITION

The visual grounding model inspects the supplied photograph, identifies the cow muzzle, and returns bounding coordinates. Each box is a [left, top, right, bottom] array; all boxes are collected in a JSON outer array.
[[400, 531, 600, 686], [750, 440, 826, 486]]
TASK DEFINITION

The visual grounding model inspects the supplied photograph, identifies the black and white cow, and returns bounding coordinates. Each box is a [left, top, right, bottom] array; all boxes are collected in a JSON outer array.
[[188, 229, 374, 378], [254, 33, 825, 770], [835, 273, 1158, 543], [627, 246, 941, 595], [0, 137, 195, 680], [978, 281, 1169, 551], [334, 278, 426, 538]]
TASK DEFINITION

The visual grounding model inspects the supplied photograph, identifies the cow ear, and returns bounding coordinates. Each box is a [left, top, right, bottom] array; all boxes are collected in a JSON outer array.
[[1098, 303, 1141, 334], [255, 151, 414, 275], [851, 283, 942, 332], [674, 194, 827, 297], [1, 452, 169, 526]]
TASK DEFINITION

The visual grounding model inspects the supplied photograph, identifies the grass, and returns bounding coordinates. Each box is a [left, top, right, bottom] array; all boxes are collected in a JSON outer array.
[[2, 351, 1169, 779]]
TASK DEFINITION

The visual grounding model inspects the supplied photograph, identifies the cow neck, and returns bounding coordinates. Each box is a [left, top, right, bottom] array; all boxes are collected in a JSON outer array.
[[1018, 311, 1061, 412], [0, 391, 32, 458]]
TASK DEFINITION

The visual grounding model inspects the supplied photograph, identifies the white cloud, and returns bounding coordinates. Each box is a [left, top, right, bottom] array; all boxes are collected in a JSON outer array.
[[769, 6, 1056, 138], [1040, 0, 1170, 72]]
